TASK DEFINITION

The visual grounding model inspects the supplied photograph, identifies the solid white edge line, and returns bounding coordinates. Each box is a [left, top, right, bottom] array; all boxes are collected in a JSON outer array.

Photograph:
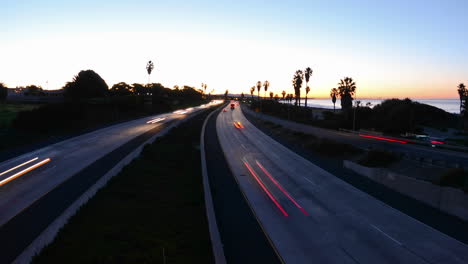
[[201, 103, 227, 264]]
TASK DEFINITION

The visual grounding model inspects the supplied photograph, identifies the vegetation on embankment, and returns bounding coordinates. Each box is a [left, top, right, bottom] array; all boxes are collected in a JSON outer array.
[[0, 70, 208, 154], [434, 168, 468, 192], [249, 98, 459, 135], [33, 108, 215, 264], [259, 120, 362, 157]]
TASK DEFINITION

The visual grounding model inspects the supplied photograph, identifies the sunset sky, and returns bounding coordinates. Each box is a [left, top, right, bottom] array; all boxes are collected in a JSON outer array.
[[2, 0, 467, 98]]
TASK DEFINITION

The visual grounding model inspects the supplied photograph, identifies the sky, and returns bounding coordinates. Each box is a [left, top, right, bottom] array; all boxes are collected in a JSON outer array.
[[1, 0, 468, 98]]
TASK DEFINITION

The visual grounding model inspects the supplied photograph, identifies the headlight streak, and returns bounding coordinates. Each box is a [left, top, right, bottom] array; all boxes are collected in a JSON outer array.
[[0, 158, 51, 187], [146, 117, 166, 124], [0, 157, 39, 176]]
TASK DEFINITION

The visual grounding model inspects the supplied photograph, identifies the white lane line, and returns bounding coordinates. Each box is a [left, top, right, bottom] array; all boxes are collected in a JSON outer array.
[[371, 224, 402, 246], [241, 144, 248, 150], [0, 158, 51, 186], [0, 157, 39, 176], [303, 176, 316, 186]]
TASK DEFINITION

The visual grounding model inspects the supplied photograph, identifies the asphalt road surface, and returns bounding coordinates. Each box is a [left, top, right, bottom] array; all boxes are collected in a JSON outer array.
[[217, 102, 468, 264], [0, 102, 220, 263]]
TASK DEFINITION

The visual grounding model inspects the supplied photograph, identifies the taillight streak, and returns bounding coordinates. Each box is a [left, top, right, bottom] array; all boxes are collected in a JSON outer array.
[[243, 160, 288, 217], [256, 160, 309, 216], [359, 134, 408, 144]]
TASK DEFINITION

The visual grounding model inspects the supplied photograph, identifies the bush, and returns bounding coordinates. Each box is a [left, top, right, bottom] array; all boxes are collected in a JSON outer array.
[[307, 138, 362, 156], [358, 149, 400, 167], [437, 169, 468, 190]]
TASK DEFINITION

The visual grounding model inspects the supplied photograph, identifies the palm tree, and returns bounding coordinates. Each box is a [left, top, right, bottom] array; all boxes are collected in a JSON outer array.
[[330, 88, 338, 112], [281, 90, 286, 101], [292, 70, 304, 106], [337, 77, 356, 112], [269, 91, 274, 100], [457, 83, 466, 114], [304, 67, 313, 107], [256, 81, 262, 100], [263, 80, 270, 100], [250, 86, 255, 100], [146, 60, 154, 84]]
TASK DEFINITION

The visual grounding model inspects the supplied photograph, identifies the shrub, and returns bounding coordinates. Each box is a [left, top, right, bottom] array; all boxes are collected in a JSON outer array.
[[437, 169, 468, 190], [358, 149, 400, 167], [308, 138, 362, 156]]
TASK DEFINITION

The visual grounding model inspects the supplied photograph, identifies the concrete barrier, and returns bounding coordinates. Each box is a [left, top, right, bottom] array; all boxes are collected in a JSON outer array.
[[343, 160, 468, 221]]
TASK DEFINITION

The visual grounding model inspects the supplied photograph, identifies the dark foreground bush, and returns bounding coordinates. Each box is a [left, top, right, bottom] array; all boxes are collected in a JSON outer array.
[[33, 108, 214, 264], [358, 149, 400, 167], [307, 138, 362, 156], [436, 169, 468, 191]]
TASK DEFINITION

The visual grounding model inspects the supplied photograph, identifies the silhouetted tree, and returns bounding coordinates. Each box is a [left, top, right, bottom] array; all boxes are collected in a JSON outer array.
[[292, 70, 304, 106], [146, 61, 154, 84], [330, 88, 338, 112], [224, 89, 228, 100], [250, 86, 255, 100], [281, 90, 286, 100], [0, 83, 7, 101], [241, 92, 245, 100], [174, 85, 180, 90], [458, 83, 466, 114], [133, 83, 150, 95], [304, 67, 313, 107], [337, 77, 356, 112], [110, 82, 133, 96], [23, 85, 44, 96], [274, 94, 279, 101], [63, 70, 108, 100], [256, 81, 262, 100], [263, 80, 270, 100], [269, 91, 273, 100]]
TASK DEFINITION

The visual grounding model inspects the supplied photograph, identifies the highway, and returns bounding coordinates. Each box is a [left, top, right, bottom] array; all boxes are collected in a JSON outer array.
[[242, 106, 468, 166], [217, 102, 468, 263], [0, 101, 220, 263]]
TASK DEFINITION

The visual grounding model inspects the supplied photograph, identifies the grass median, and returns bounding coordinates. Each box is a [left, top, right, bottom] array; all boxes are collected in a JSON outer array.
[[33, 109, 215, 264]]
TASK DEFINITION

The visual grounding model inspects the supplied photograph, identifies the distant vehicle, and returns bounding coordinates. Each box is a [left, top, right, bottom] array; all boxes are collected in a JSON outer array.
[[223, 109, 227, 112], [231, 103, 235, 110]]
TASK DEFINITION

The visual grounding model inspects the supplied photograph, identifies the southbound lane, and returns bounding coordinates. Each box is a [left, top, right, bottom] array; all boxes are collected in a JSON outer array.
[[0, 102, 221, 263]]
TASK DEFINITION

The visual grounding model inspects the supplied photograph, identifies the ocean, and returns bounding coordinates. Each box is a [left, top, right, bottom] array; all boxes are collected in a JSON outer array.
[[281, 98, 461, 114]]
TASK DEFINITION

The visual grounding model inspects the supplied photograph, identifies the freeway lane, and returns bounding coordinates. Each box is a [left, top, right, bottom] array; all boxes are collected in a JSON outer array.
[[217, 103, 468, 263], [242, 106, 468, 166], [0, 102, 221, 263], [0, 103, 218, 227]]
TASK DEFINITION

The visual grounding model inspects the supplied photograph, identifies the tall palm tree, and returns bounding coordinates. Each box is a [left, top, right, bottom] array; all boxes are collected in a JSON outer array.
[[337, 77, 356, 112], [256, 81, 262, 100], [330, 88, 338, 112], [304, 67, 313, 107], [281, 90, 286, 101], [250, 86, 255, 100], [292, 70, 304, 106], [269, 91, 274, 100], [146, 60, 154, 84], [457, 83, 466, 114], [263, 80, 270, 100]]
